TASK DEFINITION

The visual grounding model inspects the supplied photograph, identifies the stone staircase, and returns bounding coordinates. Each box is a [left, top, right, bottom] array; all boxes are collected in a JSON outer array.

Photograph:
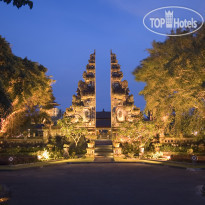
[[94, 140, 114, 162]]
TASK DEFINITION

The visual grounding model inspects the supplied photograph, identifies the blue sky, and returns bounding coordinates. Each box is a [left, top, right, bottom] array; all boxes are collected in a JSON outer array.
[[0, 0, 204, 112]]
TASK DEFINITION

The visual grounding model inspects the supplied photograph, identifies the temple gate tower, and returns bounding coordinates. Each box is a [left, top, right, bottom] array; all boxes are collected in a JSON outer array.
[[110, 50, 140, 138], [64, 51, 96, 137]]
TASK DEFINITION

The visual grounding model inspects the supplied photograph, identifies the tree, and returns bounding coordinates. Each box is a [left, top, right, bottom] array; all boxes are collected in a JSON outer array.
[[0, 0, 33, 9], [133, 26, 205, 138], [117, 119, 156, 148], [0, 36, 56, 136], [58, 116, 88, 147]]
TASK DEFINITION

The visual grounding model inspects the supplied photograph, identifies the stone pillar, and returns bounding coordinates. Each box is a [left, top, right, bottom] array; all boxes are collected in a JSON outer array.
[[63, 144, 70, 158], [86, 148, 95, 156], [113, 142, 122, 156], [86, 141, 95, 157], [27, 129, 31, 138], [113, 147, 122, 155], [43, 128, 49, 143], [139, 147, 144, 158]]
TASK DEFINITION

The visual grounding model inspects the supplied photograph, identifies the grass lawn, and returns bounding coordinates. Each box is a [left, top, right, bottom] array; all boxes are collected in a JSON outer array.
[[0, 157, 94, 171], [114, 157, 205, 169]]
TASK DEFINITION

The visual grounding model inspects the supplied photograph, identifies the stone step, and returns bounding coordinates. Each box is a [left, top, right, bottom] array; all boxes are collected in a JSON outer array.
[[95, 152, 113, 156], [95, 147, 112, 149], [95, 140, 112, 146], [94, 140, 114, 160], [95, 153, 113, 157], [94, 157, 114, 162], [95, 150, 113, 155], [97, 136, 110, 140], [95, 148, 113, 152], [95, 146, 113, 153], [95, 149, 113, 152], [98, 151, 112, 154], [95, 145, 112, 149]]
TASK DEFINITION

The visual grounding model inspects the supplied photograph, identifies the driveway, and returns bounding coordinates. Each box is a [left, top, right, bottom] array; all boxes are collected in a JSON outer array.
[[0, 163, 204, 205]]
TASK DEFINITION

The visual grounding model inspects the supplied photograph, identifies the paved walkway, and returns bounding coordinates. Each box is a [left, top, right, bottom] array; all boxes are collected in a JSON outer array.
[[0, 163, 205, 205]]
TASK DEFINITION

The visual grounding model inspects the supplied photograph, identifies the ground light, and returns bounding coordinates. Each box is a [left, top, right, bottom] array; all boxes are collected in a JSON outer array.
[[37, 150, 50, 160]]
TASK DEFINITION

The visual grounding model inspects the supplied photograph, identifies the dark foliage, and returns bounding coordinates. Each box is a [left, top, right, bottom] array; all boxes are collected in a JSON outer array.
[[0, 0, 33, 9]]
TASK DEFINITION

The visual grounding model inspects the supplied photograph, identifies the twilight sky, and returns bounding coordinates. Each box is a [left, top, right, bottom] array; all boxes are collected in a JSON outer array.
[[0, 0, 204, 112]]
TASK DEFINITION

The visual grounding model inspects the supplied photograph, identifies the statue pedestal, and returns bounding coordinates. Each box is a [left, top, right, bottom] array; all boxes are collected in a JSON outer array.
[[113, 147, 122, 156], [86, 148, 95, 156], [63, 144, 70, 158]]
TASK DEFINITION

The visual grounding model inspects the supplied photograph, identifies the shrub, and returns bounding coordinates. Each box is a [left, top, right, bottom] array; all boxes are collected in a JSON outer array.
[[70, 152, 76, 159], [0, 143, 45, 157], [69, 138, 87, 156], [121, 143, 139, 155], [187, 148, 194, 154], [127, 152, 135, 158], [170, 155, 192, 162]]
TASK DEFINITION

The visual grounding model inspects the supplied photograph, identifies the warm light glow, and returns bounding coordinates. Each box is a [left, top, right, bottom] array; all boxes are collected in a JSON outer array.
[[37, 155, 42, 160], [0, 197, 9, 203], [166, 156, 171, 160], [0, 110, 23, 133], [38, 150, 50, 160], [152, 151, 163, 159], [162, 116, 168, 122]]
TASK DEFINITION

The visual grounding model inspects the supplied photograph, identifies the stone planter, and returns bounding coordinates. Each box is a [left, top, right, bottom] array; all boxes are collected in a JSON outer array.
[[113, 142, 120, 148], [87, 142, 95, 148], [47, 144, 54, 151]]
